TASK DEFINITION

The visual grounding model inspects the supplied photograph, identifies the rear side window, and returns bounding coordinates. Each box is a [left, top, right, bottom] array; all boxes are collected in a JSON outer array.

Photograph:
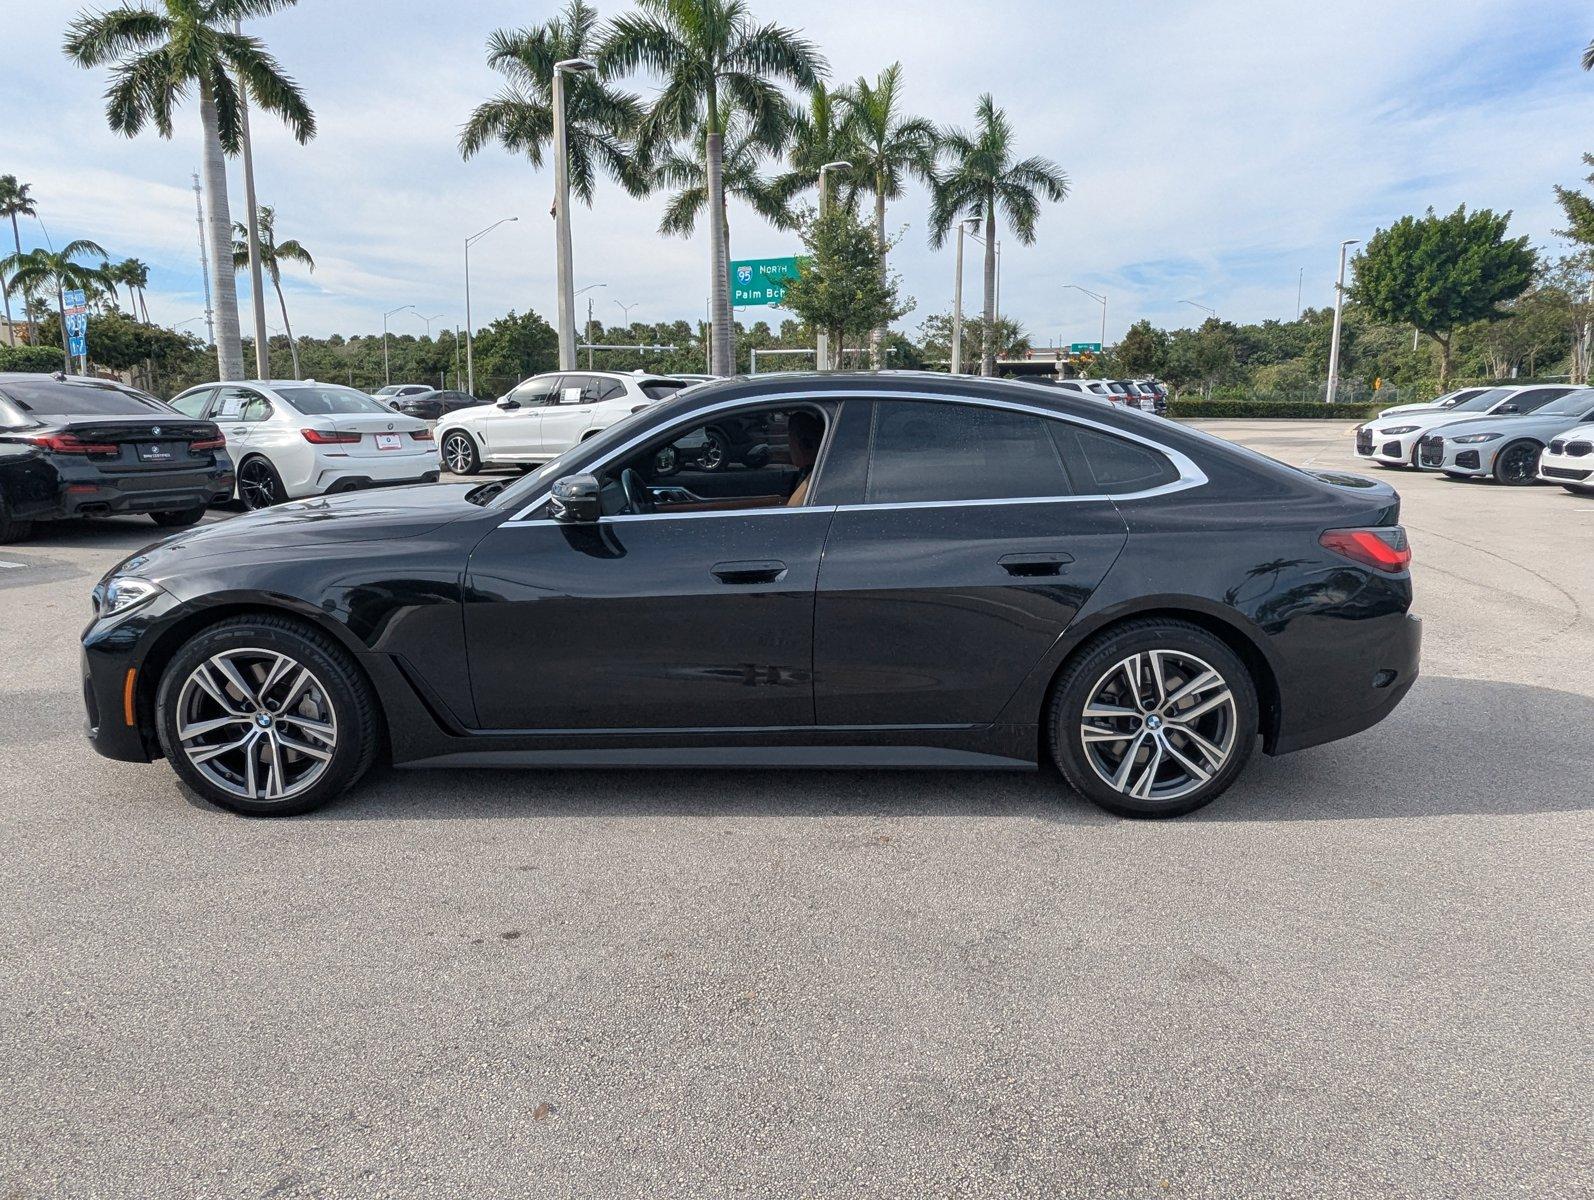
[[1051, 423, 1180, 495], [864, 400, 1071, 504]]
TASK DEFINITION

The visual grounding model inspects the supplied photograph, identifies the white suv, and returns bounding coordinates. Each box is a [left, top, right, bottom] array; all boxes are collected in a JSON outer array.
[[435, 371, 694, 474], [168, 380, 436, 509]]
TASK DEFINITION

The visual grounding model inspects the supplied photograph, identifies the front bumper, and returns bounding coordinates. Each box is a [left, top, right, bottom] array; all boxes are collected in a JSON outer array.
[[80, 591, 183, 764], [1354, 429, 1421, 465], [1539, 445, 1593, 486], [1430, 439, 1499, 477]]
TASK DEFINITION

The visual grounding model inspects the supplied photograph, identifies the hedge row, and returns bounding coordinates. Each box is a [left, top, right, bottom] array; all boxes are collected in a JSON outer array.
[[1167, 397, 1381, 420], [0, 344, 65, 373]]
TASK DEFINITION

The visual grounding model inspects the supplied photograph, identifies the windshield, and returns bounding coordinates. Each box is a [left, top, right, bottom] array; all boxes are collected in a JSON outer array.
[[1450, 388, 1511, 413], [1534, 390, 1594, 417], [0, 379, 169, 418], [276, 386, 393, 416]]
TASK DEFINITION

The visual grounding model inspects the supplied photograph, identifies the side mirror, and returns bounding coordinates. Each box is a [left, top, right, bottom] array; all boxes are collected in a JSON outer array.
[[497, 396, 520, 410], [550, 473, 602, 523], [1498, 403, 1518, 414]]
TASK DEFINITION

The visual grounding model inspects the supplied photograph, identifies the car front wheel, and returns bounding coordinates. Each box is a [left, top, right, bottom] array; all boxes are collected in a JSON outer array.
[[1493, 440, 1541, 486], [1048, 620, 1258, 818], [441, 430, 480, 475], [155, 615, 380, 817]]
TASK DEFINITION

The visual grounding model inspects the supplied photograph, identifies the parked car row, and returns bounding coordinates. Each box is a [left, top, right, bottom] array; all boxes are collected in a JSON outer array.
[[1034, 377, 1168, 414], [1354, 383, 1594, 493]]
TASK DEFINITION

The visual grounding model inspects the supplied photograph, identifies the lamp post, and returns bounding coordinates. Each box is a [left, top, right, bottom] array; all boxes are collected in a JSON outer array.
[[951, 218, 979, 374], [383, 303, 415, 386], [575, 282, 607, 367], [1326, 238, 1359, 404], [1065, 284, 1107, 353], [415, 312, 445, 339], [1181, 299, 1216, 321], [464, 216, 518, 395], [553, 57, 597, 371], [613, 298, 638, 329], [815, 160, 851, 371]]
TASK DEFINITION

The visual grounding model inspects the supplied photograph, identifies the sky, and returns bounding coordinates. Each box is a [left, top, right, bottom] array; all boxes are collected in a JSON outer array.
[[7, 0, 1594, 353]]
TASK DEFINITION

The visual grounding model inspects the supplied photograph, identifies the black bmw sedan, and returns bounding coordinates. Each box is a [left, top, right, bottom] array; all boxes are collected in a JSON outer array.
[[1, 373, 234, 543], [81, 372, 1420, 819]]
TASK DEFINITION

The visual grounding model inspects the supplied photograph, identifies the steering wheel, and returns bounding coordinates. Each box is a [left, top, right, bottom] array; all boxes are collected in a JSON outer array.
[[620, 468, 652, 514]]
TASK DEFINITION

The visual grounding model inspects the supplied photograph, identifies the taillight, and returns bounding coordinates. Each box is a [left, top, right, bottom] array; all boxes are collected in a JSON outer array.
[[301, 428, 361, 445], [409, 429, 434, 442], [27, 433, 118, 456], [190, 435, 226, 452], [1320, 526, 1411, 573]]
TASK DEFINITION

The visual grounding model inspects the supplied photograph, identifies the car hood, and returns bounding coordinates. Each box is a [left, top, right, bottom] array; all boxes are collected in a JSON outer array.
[[1367, 409, 1490, 435], [1376, 402, 1444, 418], [107, 484, 488, 580], [1430, 411, 1588, 439]]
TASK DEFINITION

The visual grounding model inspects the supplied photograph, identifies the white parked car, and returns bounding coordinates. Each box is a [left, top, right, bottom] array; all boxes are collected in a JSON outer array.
[[1539, 422, 1594, 495], [1375, 385, 1492, 420], [1353, 384, 1578, 468], [435, 370, 694, 475], [1068, 379, 1138, 408], [168, 380, 437, 509]]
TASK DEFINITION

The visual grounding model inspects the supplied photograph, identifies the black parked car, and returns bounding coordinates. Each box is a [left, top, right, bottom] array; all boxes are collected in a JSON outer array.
[[0, 373, 233, 543], [381, 389, 484, 423], [82, 372, 1419, 819]]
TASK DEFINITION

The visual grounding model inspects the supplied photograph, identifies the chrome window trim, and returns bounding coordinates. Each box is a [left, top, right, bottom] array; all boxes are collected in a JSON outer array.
[[502, 388, 1206, 526]]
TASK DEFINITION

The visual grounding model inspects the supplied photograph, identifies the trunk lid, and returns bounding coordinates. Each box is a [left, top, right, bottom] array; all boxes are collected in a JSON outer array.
[[321, 412, 432, 459], [51, 417, 224, 474], [1305, 469, 1401, 525]]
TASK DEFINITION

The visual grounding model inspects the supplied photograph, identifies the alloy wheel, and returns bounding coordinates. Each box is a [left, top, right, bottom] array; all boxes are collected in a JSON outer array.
[[443, 433, 474, 474], [1079, 649, 1237, 802], [1496, 442, 1539, 485], [174, 647, 338, 803], [239, 460, 278, 509]]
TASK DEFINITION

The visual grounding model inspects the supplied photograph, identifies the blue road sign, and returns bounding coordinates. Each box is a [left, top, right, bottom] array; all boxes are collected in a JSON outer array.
[[65, 309, 88, 359], [64, 289, 87, 314]]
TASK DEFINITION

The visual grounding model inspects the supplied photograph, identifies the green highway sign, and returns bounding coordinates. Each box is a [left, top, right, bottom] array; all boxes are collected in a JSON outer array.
[[730, 256, 800, 306], [1069, 342, 1103, 355]]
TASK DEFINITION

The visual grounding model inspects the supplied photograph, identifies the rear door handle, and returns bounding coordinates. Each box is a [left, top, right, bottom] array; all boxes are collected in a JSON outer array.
[[712, 559, 787, 585], [999, 552, 1074, 577]]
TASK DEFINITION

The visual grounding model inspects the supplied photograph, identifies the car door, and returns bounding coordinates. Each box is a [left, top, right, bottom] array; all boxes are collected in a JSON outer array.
[[207, 386, 271, 454], [462, 400, 838, 731], [481, 376, 556, 460], [812, 397, 1132, 727], [1496, 387, 1569, 416], [538, 374, 615, 454]]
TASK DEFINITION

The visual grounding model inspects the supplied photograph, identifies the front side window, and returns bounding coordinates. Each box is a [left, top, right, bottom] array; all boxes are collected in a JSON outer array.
[[512, 377, 558, 407], [213, 387, 271, 422], [169, 388, 214, 418], [1505, 388, 1568, 414], [864, 400, 1071, 505]]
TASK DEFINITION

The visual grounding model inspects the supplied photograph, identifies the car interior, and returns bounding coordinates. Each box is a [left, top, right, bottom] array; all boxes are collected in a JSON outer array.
[[593, 402, 832, 516]]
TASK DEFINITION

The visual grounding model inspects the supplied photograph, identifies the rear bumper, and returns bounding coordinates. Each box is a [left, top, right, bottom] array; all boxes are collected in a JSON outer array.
[[307, 463, 439, 496], [19, 460, 234, 520], [1270, 613, 1422, 756]]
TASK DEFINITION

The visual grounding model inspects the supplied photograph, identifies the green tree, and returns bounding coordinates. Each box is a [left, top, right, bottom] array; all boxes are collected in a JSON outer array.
[[64, 0, 315, 382], [231, 205, 312, 379], [1349, 205, 1536, 386], [916, 311, 1028, 366], [775, 85, 857, 205], [776, 201, 909, 369], [602, 0, 826, 376], [839, 63, 938, 366], [1114, 319, 1169, 377], [655, 103, 796, 258], [0, 241, 110, 372], [0, 176, 38, 345], [929, 94, 1068, 377], [460, 1, 647, 211]]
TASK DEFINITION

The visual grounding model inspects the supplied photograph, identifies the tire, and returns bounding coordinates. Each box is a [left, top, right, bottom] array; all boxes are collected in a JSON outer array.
[[238, 456, 286, 510], [1047, 619, 1258, 819], [0, 490, 32, 545], [440, 430, 481, 476], [150, 504, 207, 529], [695, 428, 729, 471], [1493, 440, 1542, 486], [155, 615, 381, 817]]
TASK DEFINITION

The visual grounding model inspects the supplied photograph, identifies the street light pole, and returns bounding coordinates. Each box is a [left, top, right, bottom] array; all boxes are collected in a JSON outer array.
[[1181, 299, 1216, 321], [464, 216, 518, 395], [1064, 284, 1107, 354], [815, 160, 851, 371], [383, 303, 415, 386], [613, 298, 638, 329], [574, 282, 607, 368], [1326, 238, 1359, 404], [553, 57, 597, 371], [951, 218, 978, 374]]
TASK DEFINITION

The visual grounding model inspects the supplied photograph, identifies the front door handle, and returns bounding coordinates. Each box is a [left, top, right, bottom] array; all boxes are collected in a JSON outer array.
[[999, 552, 1074, 577], [712, 559, 787, 585]]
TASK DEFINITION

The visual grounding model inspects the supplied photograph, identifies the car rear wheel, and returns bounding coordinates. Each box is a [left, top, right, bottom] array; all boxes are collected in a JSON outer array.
[[1493, 440, 1542, 486], [238, 456, 286, 509], [0, 491, 32, 544], [1047, 620, 1258, 818], [155, 616, 380, 817], [441, 430, 480, 475], [150, 504, 207, 529]]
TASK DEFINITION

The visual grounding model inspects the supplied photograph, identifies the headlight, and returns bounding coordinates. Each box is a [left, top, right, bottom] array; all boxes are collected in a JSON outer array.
[[1451, 432, 1503, 444], [1380, 425, 1419, 435], [99, 577, 164, 617]]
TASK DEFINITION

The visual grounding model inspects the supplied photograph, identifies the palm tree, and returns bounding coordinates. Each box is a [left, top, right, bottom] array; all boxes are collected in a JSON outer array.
[[657, 103, 796, 265], [601, 0, 826, 376], [0, 176, 37, 346], [931, 95, 1068, 376], [839, 64, 937, 366], [120, 258, 152, 323], [63, 0, 315, 382], [775, 85, 858, 204], [232, 206, 312, 379], [2, 242, 110, 372]]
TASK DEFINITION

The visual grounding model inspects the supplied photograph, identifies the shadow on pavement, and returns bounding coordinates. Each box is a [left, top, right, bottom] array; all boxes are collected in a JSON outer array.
[[259, 675, 1594, 825]]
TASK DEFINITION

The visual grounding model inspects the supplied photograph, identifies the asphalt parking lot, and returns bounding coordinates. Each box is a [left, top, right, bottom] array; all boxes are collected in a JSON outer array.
[[2, 419, 1589, 1198]]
